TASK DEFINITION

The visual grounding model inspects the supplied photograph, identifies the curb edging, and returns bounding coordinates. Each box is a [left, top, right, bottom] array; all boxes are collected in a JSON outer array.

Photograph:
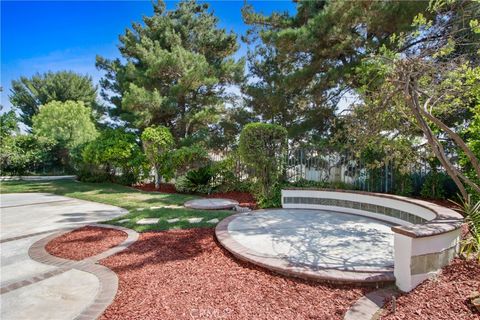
[[27, 224, 139, 320]]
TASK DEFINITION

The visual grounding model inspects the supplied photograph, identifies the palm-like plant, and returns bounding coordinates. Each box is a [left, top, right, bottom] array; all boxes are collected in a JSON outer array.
[[452, 195, 480, 261]]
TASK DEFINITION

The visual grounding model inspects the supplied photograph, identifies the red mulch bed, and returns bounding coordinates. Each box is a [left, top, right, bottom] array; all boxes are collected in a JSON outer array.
[[206, 191, 257, 209], [134, 183, 258, 209], [46, 226, 128, 261], [100, 228, 370, 320], [382, 258, 480, 320], [134, 182, 177, 194]]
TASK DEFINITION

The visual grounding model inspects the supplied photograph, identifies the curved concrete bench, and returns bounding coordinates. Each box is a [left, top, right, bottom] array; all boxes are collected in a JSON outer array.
[[281, 188, 464, 292]]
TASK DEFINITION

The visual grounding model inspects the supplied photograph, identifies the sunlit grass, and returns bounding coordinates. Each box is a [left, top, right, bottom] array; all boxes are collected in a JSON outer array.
[[1, 179, 233, 232]]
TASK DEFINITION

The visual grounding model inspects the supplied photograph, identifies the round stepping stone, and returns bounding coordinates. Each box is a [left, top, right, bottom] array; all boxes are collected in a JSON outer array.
[[187, 217, 203, 223], [117, 219, 130, 223], [184, 198, 239, 210], [167, 218, 180, 223], [136, 218, 160, 225], [206, 218, 219, 224]]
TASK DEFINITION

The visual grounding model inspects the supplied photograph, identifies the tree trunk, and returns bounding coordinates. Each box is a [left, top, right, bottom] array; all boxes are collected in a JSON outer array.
[[154, 167, 161, 189], [408, 81, 469, 200]]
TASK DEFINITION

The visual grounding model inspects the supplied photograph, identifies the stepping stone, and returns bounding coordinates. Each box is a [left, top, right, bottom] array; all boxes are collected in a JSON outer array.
[[136, 208, 145, 211], [206, 218, 219, 224], [187, 217, 203, 223], [150, 206, 162, 210], [167, 218, 180, 223], [117, 219, 130, 223], [163, 205, 183, 209], [136, 218, 160, 225], [184, 198, 239, 210]]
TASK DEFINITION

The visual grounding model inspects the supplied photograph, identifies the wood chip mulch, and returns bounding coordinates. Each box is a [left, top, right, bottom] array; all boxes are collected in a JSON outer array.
[[381, 258, 480, 320], [99, 228, 370, 320], [134, 183, 258, 209], [45, 226, 128, 261], [206, 191, 257, 209]]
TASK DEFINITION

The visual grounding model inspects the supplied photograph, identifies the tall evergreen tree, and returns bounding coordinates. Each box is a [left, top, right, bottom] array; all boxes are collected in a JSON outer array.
[[242, 0, 430, 143], [96, 0, 244, 139], [9, 71, 98, 128]]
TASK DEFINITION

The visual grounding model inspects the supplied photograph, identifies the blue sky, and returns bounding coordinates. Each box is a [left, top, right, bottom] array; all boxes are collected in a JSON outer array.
[[1, 0, 296, 112]]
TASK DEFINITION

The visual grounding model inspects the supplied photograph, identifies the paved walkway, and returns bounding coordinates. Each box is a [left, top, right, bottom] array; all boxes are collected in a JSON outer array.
[[0, 193, 128, 320]]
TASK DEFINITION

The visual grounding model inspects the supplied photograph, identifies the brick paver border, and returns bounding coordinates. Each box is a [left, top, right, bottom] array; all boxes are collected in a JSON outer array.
[[24, 224, 139, 320]]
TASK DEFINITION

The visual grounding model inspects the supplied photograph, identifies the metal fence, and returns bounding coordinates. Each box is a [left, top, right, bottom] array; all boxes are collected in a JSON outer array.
[[210, 147, 432, 195]]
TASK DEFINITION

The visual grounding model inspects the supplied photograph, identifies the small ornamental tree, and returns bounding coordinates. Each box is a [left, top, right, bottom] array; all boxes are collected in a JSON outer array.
[[239, 123, 288, 201], [141, 126, 175, 188]]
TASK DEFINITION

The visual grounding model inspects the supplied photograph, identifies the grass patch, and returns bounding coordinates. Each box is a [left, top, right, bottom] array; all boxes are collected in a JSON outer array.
[[105, 208, 232, 232], [0, 180, 233, 232]]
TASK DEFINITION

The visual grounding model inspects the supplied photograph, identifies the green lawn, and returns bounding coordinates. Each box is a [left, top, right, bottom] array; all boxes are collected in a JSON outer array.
[[0, 179, 233, 232]]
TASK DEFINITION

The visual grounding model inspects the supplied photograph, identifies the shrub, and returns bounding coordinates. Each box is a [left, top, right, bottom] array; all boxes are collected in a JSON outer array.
[[452, 195, 480, 261], [175, 166, 214, 194], [239, 123, 288, 201], [210, 156, 249, 193], [420, 171, 453, 199], [0, 135, 57, 175], [80, 128, 148, 185], [171, 145, 209, 175], [141, 126, 175, 188]]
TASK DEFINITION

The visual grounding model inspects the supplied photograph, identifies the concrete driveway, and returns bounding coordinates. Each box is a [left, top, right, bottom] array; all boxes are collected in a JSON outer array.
[[0, 193, 127, 320]]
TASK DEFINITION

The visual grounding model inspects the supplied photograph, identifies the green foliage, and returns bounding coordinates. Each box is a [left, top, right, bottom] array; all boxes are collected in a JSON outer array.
[[32, 100, 98, 150], [175, 166, 214, 194], [80, 128, 147, 185], [452, 195, 480, 261], [243, 0, 428, 135], [0, 135, 57, 175], [141, 126, 175, 186], [171, 145, 209, 175], [10, 71, 98, 128], [96, 0, 244, 137], [0, 108, 19, 138], [239, 123, 287, 201], [420, 171, 450, 199]]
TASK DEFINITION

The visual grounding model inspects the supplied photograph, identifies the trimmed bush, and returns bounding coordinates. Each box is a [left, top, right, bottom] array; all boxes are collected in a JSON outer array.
[[239, 123, 288, 202]]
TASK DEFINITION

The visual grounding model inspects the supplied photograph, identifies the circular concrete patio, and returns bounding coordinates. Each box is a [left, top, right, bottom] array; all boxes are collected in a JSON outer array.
[[216, 209, 396, 286]]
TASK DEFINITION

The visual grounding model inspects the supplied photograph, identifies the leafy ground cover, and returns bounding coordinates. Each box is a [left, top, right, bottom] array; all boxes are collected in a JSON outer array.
[[0, 180, 233, 232]]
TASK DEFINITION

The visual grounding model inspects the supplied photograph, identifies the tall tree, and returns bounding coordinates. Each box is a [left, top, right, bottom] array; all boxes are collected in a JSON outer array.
[[345, 0, 480, 200], [242, 0, 430, 143], [9, 71, 98, 128], [32, 100, 98, 166], [96, 0, 244, 139]]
